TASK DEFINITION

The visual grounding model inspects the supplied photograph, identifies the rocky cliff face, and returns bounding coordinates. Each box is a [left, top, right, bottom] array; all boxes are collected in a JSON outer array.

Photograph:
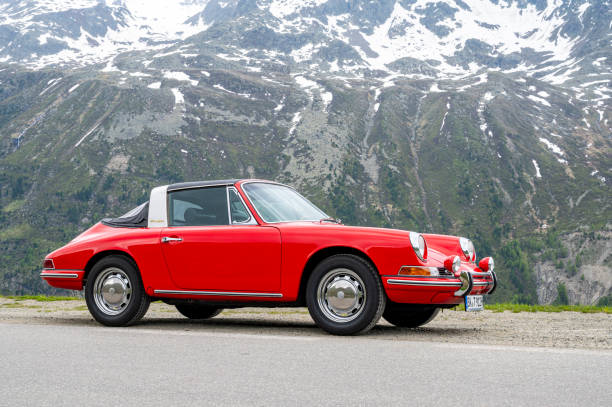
[[0, 0, 610, 303]]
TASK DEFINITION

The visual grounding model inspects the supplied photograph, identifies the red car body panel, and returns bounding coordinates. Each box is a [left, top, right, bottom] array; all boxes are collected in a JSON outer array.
[[41, 180, 496, 306], [160, 225, 281, 291]]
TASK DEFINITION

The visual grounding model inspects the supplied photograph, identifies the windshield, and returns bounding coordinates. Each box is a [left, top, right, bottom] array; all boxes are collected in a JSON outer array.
[[242, 183, 328, 223]]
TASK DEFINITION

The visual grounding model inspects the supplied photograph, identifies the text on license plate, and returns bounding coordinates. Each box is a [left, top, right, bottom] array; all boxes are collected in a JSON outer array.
[[465, 295, 484, 312]]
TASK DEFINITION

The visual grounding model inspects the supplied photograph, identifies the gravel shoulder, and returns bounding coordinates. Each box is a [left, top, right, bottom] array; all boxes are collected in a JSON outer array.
[[1, 298, 610, 350]]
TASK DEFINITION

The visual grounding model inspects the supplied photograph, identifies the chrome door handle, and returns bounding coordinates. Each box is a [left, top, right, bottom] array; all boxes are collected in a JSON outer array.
[[161, 236, 183, 243]]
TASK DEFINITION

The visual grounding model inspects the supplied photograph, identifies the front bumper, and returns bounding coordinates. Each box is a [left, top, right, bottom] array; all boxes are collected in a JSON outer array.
[[40, 269, 85, 290], [382, 269, 497, 305]]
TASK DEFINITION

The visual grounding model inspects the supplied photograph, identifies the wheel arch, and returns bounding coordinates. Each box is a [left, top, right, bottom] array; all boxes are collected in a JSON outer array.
[[83, 250, 139, 287], [297, 246, 379, 305]]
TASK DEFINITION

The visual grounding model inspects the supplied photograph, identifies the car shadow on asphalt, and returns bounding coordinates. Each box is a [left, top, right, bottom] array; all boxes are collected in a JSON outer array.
[[134, 317, 472, 338], [141, 316, 320, 330], [13, 315, 473, 338]]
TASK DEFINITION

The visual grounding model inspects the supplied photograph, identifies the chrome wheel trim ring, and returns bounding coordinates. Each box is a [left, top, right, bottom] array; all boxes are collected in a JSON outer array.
[[316, 268, 366, 323], [93, 267, 132, 316]]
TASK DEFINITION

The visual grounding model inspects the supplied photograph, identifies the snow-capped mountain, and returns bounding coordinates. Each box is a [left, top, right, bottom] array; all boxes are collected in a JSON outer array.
[[0, 1, 609, 121], [0, 1, 610, 303], [0, 0, 211, 66], [1, 1, 609, 84]]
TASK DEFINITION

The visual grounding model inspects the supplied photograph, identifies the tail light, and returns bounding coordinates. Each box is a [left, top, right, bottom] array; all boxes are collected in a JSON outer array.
[[43, 259, 55, 269], [479, 257, 494, 272]]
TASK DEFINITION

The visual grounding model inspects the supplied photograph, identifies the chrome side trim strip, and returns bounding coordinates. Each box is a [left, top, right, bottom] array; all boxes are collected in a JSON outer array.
[[154, 289, 283, 298], [386, 279, 462, 287], [473, 281, 493, 287], [40, 272, 79, 279], [168, 182, 236, 192], [387, 273, 455, 279]]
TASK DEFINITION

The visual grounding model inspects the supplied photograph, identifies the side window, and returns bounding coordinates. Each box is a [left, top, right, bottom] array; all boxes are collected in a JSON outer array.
[[228, 188, 252, 224], [168, 186, 229, 226]]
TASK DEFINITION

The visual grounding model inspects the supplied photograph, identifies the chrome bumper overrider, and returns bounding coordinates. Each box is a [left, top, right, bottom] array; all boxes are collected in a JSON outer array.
[[453, 270, 497, 297]]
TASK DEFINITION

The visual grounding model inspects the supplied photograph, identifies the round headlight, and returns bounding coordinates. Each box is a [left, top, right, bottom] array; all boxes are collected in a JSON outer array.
[[459, 237, 475, 261], [409, 231, 427, 261]]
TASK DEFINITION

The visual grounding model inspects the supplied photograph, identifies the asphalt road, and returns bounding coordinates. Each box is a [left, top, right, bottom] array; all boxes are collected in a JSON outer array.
[[1, 321, 611, 406]]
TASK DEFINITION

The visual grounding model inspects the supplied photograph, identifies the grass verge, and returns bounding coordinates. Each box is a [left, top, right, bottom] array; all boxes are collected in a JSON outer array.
[[1, 296, 611, 314], [1, 295, 81, 302]]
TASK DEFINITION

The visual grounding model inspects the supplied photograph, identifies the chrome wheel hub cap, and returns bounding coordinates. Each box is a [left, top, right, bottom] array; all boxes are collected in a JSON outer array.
[[317, 268, 366, 323], [93, 267, 132, 315]]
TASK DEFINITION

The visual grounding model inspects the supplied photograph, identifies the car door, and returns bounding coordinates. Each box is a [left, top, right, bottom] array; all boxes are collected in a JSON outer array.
[[160, 185, 281, 292]]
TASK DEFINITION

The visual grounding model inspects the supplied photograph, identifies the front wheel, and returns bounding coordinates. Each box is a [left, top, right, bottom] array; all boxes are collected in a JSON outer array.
[[306, 254, 386, 335], [85, 255, 150, 326], [175, 303, 223, 320], [383, 304, 440, 328]]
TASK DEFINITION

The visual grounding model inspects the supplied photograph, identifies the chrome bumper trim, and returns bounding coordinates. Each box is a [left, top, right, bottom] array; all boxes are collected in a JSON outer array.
[[40, 272, 79, 279], [154, 289, 283, 298], [473, 281, 494, 287], [387, 279, 462, 287], [470, 271, 493, 278]]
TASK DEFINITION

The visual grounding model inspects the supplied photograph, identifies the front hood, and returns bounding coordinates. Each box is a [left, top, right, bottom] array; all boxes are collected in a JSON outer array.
[[274, 221, 413, 238]]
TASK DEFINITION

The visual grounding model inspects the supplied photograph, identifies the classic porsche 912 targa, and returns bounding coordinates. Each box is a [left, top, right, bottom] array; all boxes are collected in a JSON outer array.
[[41, 179, 497, 335]]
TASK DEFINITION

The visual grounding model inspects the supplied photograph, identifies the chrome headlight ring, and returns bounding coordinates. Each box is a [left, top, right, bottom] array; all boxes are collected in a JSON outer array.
[[459, 237, 475, 262], [409, 231, 427, 261]]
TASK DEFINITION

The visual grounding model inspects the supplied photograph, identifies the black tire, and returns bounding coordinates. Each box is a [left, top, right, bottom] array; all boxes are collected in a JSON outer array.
[[85, 255, 150, 327], [383, 304, 440, 328], [306, 254, 386, 335], [175, 303, 223, 320]]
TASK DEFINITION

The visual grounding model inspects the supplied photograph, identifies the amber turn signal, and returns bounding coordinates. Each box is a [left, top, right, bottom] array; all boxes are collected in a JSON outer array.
[[398, 266, 439, 276]]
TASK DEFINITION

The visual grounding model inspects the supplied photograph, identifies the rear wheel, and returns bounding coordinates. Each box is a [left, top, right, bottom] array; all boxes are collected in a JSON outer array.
[[306, 254, 385, 335], [175, 303, 222, 320], [383, 304, 439, 328], [85, 255, 150, 326]]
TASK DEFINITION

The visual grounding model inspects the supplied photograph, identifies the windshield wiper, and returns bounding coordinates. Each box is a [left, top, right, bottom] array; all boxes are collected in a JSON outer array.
[[320, 217, 342, 224]]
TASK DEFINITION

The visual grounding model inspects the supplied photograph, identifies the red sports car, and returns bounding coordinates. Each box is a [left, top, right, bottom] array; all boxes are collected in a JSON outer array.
[[41, 179, 497, 335]]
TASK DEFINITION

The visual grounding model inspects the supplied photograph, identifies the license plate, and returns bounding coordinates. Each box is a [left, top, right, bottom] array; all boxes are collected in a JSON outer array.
[[465, 295, 484, 312]]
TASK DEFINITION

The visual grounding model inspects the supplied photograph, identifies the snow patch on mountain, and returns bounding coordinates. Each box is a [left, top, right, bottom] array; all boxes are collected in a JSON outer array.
[[164, 71, 198, 86], [528, 95, 551, 107], [213, 84, 253, 99], [268, 0, 327, 19], [294, 76, 332, 110], [171, 88, 185, 106], [532, 160, 542, 178]]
